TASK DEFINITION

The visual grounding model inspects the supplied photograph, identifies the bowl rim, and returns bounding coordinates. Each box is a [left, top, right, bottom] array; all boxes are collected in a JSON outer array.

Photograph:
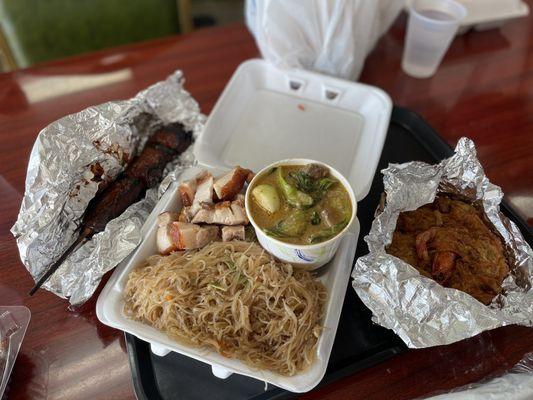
[[245, 158, 357, 249]]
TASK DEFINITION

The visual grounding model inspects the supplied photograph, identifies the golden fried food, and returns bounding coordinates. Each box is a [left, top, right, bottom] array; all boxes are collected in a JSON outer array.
[[387, 196, 509, 305]]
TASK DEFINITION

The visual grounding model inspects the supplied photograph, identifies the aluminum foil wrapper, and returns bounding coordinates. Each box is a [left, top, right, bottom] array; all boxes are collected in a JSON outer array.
[[352, 138, 533, 348], [11, 71, 205, 305]]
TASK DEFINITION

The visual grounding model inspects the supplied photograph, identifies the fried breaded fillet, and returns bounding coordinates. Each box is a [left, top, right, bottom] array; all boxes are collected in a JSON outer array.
[[387, 196, 509, 305]]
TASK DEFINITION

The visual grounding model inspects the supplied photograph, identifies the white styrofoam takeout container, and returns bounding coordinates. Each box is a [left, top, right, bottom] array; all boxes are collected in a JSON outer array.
[[96, 59, 391, 392], [246, 158, 357, 269]]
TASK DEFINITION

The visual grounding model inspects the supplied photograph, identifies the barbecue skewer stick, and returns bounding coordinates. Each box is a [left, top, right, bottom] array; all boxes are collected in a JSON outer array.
[[28, 230, 90, 295], [27, 124, 192, 296], [28, 176, 146, 296]]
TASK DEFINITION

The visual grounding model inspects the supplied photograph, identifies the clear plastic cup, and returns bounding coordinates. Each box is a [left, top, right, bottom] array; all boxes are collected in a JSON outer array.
[[402, 0, 467, 78]]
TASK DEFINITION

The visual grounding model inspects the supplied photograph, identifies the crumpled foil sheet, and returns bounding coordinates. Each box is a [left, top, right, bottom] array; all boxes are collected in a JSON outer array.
[[352, 138, 533, 348], [11, 71, 205, 305]]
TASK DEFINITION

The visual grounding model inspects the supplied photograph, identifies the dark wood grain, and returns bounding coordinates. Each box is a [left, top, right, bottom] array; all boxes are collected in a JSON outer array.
[[1, 4, 532, 399]]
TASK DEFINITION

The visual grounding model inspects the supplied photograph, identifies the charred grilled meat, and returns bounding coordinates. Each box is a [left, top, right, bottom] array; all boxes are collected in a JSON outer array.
[[386, 195, 509, 305], [29, 123, 192, 295]]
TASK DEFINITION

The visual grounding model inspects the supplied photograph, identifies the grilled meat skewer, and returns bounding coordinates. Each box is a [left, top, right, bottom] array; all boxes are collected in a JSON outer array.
[[29, 124, 192, 295]]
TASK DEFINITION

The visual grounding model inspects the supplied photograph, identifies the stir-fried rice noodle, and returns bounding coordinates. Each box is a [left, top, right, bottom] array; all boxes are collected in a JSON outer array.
[[124, 241, 327, 376]]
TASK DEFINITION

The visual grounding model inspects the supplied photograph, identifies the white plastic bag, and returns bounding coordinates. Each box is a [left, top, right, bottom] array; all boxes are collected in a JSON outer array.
[[245, 0, 404, 81], [420, 352, 533, 399]]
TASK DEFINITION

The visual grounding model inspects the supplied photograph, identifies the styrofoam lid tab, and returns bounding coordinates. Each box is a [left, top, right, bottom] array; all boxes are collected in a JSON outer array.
[[195, 59, 391, 201]]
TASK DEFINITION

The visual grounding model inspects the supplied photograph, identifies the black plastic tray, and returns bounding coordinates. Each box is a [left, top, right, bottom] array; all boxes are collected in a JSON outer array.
[[124, 106, 532, 400]]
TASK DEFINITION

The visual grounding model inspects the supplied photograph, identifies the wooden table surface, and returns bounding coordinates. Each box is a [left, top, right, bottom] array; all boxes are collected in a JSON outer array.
[[1, 6, 532, 400]]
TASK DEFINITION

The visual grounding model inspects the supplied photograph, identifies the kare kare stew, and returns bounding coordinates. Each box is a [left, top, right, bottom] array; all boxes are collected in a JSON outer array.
[[249, 164, 352, 245]]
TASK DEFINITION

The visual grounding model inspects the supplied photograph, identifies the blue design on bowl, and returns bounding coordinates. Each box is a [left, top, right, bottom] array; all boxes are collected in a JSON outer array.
[[295, 249, 314, 262]]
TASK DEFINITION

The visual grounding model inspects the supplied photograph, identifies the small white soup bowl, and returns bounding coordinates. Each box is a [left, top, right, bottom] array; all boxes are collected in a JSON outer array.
[[245, 159, 356, 270]]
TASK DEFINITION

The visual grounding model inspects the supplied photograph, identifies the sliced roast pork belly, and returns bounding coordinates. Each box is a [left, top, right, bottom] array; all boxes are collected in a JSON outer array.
[[156, 212, 180, 254], [178, 179, 197, 207], [178, 170, 214, 208], [157, 223, 178, 254], [245, 170, 255, 183], [189, 171, 214, 215], [171, 222, 219, 250], [157, 221, 219, 253], [232, 194, 248, 224], [213, 166, 252, 201], [221, 225, 245, 242], [178, 207, 192, 222], [157, 211, 180, 226], [192, 196, 248, 225]]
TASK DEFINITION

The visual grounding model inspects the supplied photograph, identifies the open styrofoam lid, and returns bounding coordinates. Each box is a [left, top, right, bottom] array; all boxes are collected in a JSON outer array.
[[195, 59, 392, 201]]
